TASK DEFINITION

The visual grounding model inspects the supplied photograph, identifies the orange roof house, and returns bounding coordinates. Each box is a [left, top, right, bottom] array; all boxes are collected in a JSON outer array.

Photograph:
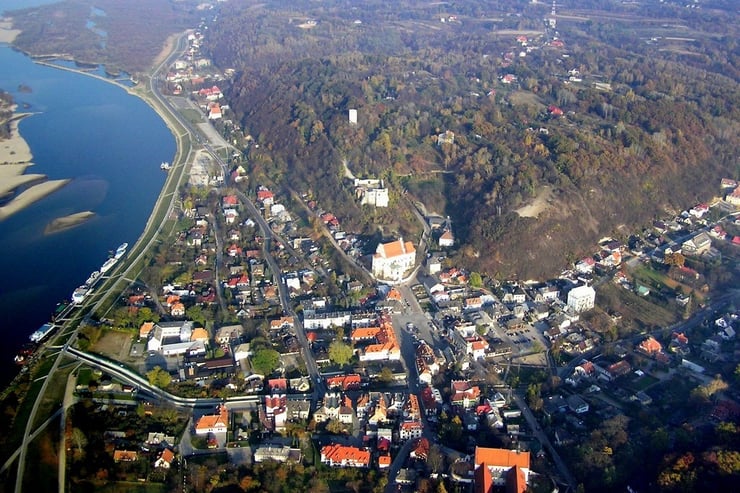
[[353, 315, 401, 362], [378, 454, 391, 468], [387, 288, 403, 302], [638, 336, 662, 354], [191, 327, 209, 342], [270, 316, 294, 330], [140, 321, 155, 339], [326, 374, 362, 391], [208, 102, 222, 120], [171, 302, 186, 317], [474, 447, 530, 492], [195, 404, 229, 435], [320, 444, 370, 468], [155, 448, 175, 469], [113, 450, 139, 462]]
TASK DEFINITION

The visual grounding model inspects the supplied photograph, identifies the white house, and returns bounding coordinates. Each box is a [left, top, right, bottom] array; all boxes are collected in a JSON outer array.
[[567, 285, 595, 313], [439, 229, 454, 247]]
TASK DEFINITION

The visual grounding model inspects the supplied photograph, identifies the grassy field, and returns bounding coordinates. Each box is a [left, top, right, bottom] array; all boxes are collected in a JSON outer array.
[[624, 373, 660, 392], [32, 358, 77, 429], [597, 283, 679, 330]]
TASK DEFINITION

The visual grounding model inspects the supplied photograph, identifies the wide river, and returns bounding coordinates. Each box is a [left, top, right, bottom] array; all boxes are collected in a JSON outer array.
[[0, 41, 176, 384]]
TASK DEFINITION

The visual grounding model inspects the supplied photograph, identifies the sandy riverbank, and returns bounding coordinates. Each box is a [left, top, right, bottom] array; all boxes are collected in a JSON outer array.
[[0, 18, 20, 44], [1, 116, 33, 164], [1, 110, 71, 221], [44, 210, 95, 235]]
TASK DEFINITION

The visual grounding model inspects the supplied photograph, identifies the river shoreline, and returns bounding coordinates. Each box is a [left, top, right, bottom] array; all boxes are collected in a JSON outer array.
[[0, 111, 74, 220], [0, 17, 20, 44]]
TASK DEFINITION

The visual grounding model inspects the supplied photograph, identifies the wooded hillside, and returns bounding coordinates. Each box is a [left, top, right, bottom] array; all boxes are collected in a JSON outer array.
[[206, 0, 739, 279]]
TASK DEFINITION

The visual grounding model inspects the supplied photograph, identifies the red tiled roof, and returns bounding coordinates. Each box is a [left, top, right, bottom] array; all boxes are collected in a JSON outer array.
[[320, 444, 370, 467], [475, 462, 495, 493], [506, 465, 527, 493], [474, 447, 530, 469]]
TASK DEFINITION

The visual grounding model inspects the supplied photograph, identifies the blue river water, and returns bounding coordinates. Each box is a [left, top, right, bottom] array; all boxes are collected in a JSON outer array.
[[0, 43, 175, 384]]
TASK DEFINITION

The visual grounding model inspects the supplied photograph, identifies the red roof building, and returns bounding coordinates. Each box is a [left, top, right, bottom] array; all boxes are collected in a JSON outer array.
[[320, 444, 370, 468], [474, 447, 531, 493], [638, 336, 663, 354]]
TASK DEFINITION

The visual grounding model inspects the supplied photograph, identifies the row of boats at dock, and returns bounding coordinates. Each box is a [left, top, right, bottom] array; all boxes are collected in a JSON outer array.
[[70, 242, 127, 304], [16, 243, 128, 364]]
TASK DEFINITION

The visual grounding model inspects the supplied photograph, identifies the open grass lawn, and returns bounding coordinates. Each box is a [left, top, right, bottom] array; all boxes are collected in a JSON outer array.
[[624, 373, 660, 392], [597, 283, 678, 330], [93, 329, 134, 362], [33, 359, 77, 429]]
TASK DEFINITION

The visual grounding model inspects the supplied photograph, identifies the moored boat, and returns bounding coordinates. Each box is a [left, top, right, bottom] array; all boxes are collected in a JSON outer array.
[[100, 257, 117, 273], [29, 323, 54, 343], [72, 286, 90, 304], [115, 242, 128, 259], [85, 270, 101, 286]]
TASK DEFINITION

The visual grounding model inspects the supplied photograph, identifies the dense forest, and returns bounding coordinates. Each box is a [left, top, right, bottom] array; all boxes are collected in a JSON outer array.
[[205, 0, 739, 279]]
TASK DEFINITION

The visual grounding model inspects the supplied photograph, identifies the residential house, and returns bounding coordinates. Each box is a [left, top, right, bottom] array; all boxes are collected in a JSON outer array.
[[669, 332, 690, 356], [170, 302, 186, 317], [215, 324, 241, 345], [439, 229, 455, 247], [451, 380, 481, 408], [320, 444, 370, 468], [195, 404, 229, 435], [566, 394, 589, 414], [638, 336, 663, 355], [682, 232, 712, 256], [113, 450, 139, 463], [254, 445, 302, 463], [399, 421, 424, 441], [146, 432, 175, 447], [410, 437, 430, 461], [139, 321, 155, 339], [325, 374, 362, 391], [726, 186, 740, 206], [354, 316, 401, 362], [154, 448, 175, 469]]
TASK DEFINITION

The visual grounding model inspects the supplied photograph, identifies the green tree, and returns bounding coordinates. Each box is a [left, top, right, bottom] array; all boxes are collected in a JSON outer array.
[[251, 348, 280, 375], [70, 427, 87, 459], [146, 366, 171, 388], [527, 383, 543, 411], [427, 444, 446, 473], [136, 307, 160, 328], [328, 340, 354, 366], [378, 366, 394, 383], [186, 305, 207, 326], [326, 418, 345, 435], [716, 450, 740, 475], [469, 271, 483, 288]]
